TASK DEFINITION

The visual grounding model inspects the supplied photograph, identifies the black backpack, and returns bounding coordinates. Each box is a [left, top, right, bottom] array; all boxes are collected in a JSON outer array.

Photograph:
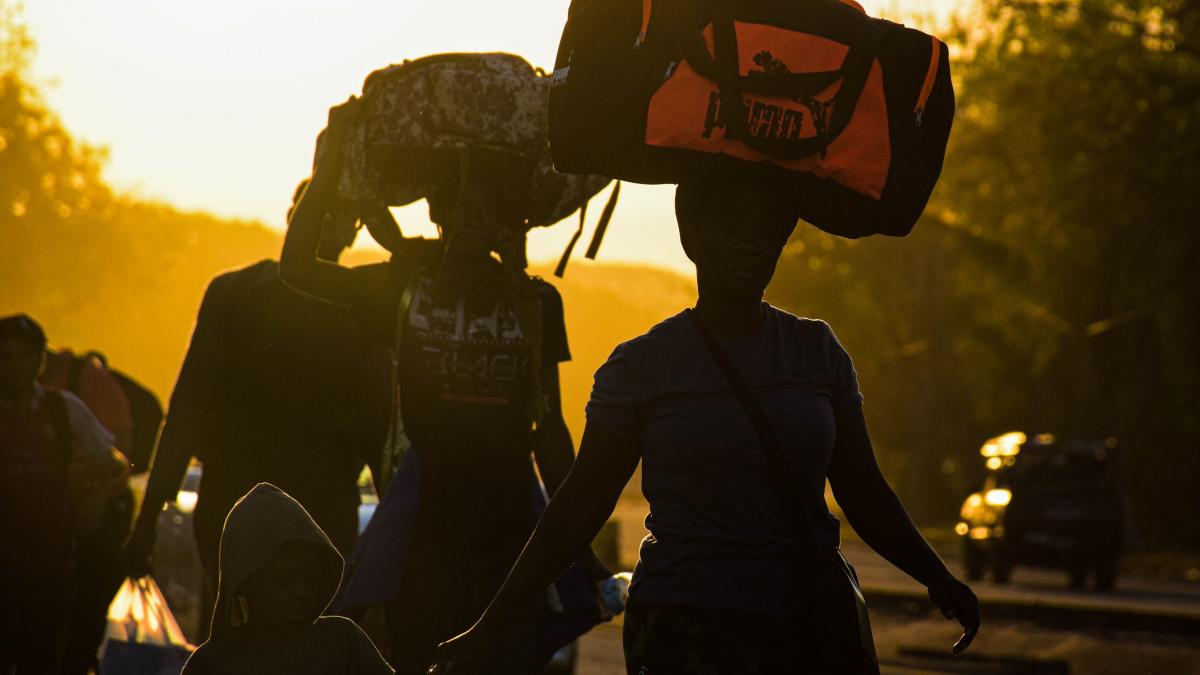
[[68, 352, 163, 474], [548, 0, 954, 238]]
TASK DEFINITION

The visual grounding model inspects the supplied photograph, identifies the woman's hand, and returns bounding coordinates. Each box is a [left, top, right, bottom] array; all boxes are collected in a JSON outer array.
[[927, 575, 980, 654], [428, 626, 493, 674], [311, 96, 362, 180]]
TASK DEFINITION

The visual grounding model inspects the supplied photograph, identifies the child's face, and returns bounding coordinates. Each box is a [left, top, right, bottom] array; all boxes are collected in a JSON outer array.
[[239, 540, 326, 637]]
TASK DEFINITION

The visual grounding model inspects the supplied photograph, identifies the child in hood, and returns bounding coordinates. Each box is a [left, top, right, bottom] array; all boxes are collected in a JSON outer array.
[[182, 483, 392, 675]]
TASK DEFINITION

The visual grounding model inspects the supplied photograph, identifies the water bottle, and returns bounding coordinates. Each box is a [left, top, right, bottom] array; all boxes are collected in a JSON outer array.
[[600, 571, 633, 615]]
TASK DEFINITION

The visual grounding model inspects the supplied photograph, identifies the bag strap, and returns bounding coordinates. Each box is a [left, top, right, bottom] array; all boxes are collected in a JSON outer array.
[[584, 180, 621, 261], [66, 355, 86, 395], [554, 196, 588, 278], [684, 310, 822, 566], [379, 269, 421, 492]]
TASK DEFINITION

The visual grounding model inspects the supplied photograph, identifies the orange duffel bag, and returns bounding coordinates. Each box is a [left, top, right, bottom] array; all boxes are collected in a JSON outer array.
[[548, 0, 954, 238]]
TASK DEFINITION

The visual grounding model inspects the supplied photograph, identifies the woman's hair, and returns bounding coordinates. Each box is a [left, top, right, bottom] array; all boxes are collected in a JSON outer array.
[[674, 179, 711, 235], [675, 172, 803, 234]]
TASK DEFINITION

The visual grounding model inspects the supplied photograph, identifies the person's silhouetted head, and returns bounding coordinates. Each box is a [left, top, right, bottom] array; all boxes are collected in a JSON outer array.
[[288, 178, 359, 263], [233, 539, 328, 644], [426, 150, 530, 278], [0, 314, 47, 401], [676, 174, 800, 300]]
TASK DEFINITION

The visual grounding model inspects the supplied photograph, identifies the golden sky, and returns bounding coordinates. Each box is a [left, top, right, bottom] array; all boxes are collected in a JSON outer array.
[[24, 0, 962, 274]]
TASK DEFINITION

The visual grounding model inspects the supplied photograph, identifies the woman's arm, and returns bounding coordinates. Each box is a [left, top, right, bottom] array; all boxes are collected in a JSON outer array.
[[827, 402, 979, 652], [433, 423, 641, 667], [532, 364, 574, 496], [827, 403, 950, 586], [533, 364, 613, 580], [279, 98, 365, 305]]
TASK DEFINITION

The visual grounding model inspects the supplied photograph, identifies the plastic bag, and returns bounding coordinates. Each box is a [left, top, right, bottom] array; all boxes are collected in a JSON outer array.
[[99, 577, 193, 675]]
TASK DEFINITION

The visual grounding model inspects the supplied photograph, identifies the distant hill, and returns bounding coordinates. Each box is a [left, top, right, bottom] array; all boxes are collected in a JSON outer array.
[[3, 205, 692, 444]]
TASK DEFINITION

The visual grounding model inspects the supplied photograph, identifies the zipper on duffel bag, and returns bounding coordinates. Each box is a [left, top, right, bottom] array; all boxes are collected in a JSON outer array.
[[914, 35, 941, 125], [634, 0, 652, 48]]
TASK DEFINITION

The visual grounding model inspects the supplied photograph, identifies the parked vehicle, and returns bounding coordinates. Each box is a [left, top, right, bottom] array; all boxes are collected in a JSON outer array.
[[957, 432, 1124, 590]]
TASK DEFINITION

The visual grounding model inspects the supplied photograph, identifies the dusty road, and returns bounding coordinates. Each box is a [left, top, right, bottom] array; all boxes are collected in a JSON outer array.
[[572, 599, 1200, 674], [583, 499, 1200, 674]]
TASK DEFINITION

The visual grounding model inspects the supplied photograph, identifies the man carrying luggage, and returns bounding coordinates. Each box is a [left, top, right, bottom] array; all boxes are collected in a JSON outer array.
[[282, 98, 602, 674], [0, 314, 130, 675], [39, 349, 140, 675]]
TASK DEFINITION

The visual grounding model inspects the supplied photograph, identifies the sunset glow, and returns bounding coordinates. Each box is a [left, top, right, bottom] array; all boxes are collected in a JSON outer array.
[[24, 0, 963, 272]]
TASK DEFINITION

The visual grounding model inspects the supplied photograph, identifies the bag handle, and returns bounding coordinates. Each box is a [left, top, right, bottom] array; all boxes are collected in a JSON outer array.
[[678, 12, 893, 160], [678, 31, 850, 100], [684, 310, 822, 566]]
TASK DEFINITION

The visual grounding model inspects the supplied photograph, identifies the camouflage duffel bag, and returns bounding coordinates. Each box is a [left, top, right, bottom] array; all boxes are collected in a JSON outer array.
[[330, 52, 611, 231]]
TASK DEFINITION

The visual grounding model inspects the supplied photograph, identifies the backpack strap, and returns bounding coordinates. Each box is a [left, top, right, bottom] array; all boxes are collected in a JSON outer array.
[[378, 270, 421, 492], [684, 309, 821, 564], [510, 275, 547, 427], [685, 309, 878, 670], [66, 355, 87, 396]]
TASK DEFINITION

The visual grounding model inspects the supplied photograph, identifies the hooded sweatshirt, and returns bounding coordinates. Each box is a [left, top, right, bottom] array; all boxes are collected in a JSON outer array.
[[182, 483, 392, 675]]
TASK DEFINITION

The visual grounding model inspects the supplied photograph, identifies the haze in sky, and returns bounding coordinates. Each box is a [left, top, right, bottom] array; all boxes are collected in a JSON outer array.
[[24, 0, 962, 274]]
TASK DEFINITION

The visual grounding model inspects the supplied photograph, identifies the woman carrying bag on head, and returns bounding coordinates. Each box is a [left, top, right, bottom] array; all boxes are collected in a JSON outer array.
[[282, 95, 611, 674], [432, 172, 980, 674]]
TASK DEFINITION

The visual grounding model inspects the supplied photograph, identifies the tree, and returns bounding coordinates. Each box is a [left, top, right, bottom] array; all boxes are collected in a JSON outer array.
[[1, 3, 280, 396], [771, 0, 1200, 545]]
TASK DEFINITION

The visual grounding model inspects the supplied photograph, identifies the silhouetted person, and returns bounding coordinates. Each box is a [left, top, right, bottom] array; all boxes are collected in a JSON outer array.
[[433, 175, 981, 673], [126, 183, 392, 593], [39, 349, 137, 675], [0, 314, 129, 675], [281, 99, 597, 674], [181, 483, 393, 675]]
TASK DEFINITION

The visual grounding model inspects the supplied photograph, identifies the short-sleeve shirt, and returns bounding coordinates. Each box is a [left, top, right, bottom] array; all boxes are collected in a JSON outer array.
[[353, 255, 570, 469], [351, 253, 570, 547], [585, 304, 862, 615]]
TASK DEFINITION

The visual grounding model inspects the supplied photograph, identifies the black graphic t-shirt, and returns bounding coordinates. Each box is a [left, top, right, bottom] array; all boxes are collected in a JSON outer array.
[[352, 252, 570, 475]]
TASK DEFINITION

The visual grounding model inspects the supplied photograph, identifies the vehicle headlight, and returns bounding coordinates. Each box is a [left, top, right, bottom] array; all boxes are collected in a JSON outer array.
[[960, 493, 983, 519], [176, 490, 198, 514], [984, 488, 1012, 507]]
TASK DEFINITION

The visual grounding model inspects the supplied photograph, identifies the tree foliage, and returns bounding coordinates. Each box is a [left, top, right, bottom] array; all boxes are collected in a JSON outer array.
[[772, 0, 1200, 545], [0, 4, 280, 395]]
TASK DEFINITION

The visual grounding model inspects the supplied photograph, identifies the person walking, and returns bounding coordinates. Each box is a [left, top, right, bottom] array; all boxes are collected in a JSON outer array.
[[0, 314, 130, 675], [432, 173, 981, 674], [125, 183, 392, 594], [282, 99, 603, 674], [181, 483, 393, 675], [39, 348, 138, 675]]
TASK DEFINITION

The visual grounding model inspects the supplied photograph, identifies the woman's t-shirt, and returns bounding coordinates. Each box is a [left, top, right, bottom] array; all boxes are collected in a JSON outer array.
[[181, 616, 393, 675], [586, 304, 862, 616], [351, 254, 570, 550], [352, 256, 570, 470]]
